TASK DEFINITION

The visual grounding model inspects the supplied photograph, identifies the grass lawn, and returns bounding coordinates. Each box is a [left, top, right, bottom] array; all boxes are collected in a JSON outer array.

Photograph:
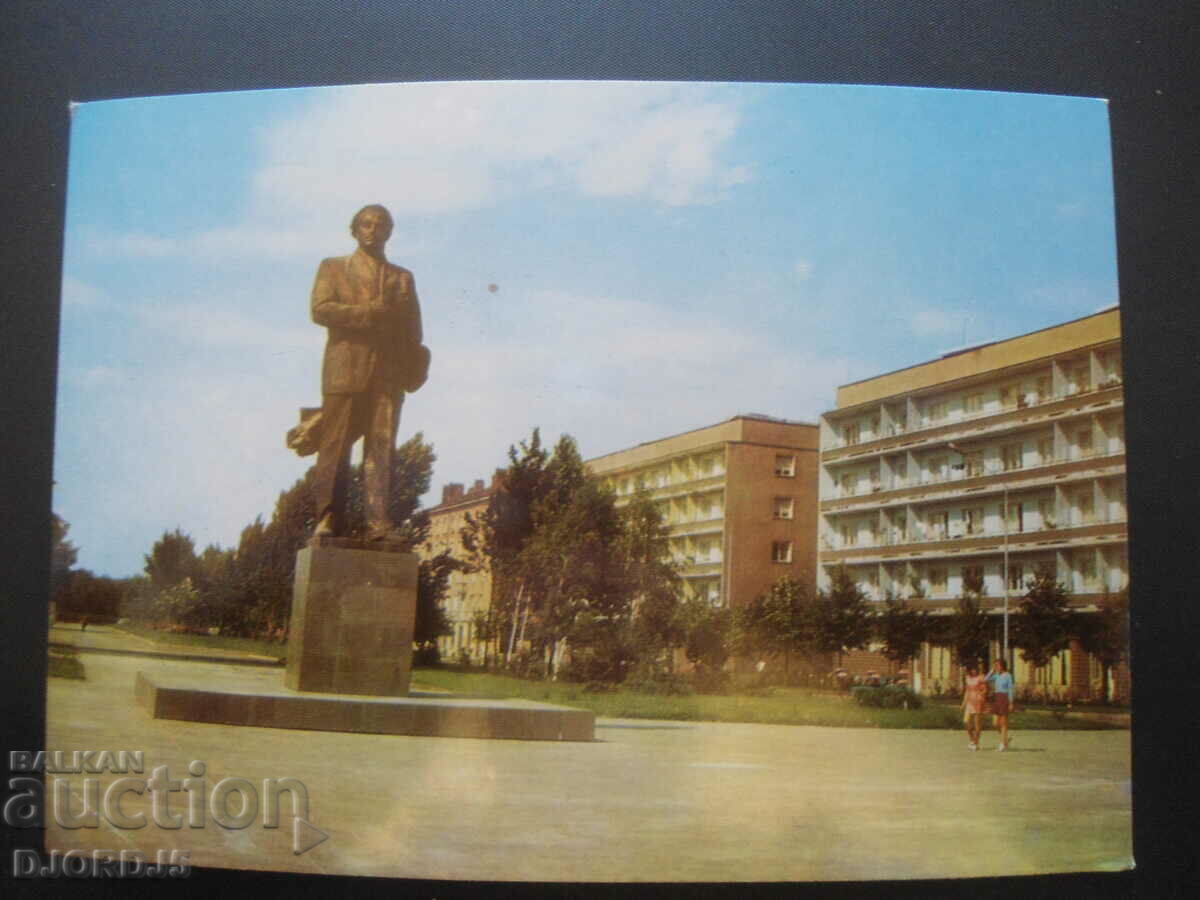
[[49, 647, 86, 679], [114, 623, 287, 659], [412, 667, 1125, 730]]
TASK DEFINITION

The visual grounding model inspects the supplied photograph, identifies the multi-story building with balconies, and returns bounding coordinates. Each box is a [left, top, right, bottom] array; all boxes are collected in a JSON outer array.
[[818, 307, 1127, 699], [422, 476, 499, 664], [588, 414, 820, 609]]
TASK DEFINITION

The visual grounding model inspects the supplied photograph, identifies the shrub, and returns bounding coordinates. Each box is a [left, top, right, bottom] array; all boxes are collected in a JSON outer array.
[[583, 681, 618, 693], [689, 665, 731, 695], [850, 685, 923, 709], [412, 644, 440, 667], [625, 671, 694, 696]]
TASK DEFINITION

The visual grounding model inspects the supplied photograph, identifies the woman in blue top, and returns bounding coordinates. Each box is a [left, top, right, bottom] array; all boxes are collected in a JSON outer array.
[[986, 658, 1015, 751]]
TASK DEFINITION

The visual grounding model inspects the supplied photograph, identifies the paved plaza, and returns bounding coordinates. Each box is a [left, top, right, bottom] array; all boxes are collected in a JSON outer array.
[[43, 649, 1132, 883]]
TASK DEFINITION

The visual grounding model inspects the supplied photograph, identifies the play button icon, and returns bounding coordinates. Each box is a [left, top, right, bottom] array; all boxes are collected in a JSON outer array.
[[293, 817, 330, 855]]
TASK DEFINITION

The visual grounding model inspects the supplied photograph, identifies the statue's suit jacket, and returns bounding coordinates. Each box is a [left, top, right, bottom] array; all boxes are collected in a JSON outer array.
[[311, 249, 424, 396]]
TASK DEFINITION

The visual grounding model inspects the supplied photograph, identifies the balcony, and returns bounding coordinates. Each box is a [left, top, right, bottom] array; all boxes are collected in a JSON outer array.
[[822, 382, 1123, 457], [821, 447, 1125, 512], [819, 514, 1127, 561]]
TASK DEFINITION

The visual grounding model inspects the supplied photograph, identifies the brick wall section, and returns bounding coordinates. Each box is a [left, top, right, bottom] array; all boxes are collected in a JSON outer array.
[[724, 439, 819, 605]]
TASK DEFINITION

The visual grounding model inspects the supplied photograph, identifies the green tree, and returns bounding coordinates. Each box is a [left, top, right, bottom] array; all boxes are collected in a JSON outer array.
[[943, 566, 992, 668], [1076, 588, 1129, 702], [812, 565, 872, 663], [617, 491, 684, 672], [415, 550, 461, 647], [144, 528, 200, 591], [734, 575, 814, 677], [50, 513, 79, 602], [461, 428, 550, 663], [1012, 563, 1074, 689], [875, 592, 929, 667], [470, 607, 500, 668], [56, 569, 123, 622], [522, 435, 624, 678], [683, 598, 732, 672]]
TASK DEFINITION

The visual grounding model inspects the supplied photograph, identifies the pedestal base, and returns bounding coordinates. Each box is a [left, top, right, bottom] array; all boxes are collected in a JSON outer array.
[[135, 671, 595, 741], [286, 543, 416, 696]]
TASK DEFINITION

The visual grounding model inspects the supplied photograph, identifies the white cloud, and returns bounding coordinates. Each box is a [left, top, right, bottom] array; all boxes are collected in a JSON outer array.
[[261, 82, 751, 214], [87, 82, 754, 265], [134, 296, 321, 353]]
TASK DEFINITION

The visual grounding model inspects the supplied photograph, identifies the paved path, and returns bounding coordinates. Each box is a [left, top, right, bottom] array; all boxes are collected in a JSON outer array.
[[50, 623, 284, 665], [44, 653, 1132, 883]]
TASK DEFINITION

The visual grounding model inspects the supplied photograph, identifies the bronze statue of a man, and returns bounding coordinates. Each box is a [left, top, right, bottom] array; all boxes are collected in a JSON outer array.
[[305, 204, 429, 540]]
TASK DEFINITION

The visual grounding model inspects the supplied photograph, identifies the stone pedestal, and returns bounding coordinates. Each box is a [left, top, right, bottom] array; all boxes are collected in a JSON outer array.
[[285, 541, 417, 696]]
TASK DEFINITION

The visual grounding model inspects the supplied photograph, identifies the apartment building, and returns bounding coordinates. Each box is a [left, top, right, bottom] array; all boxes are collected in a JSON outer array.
[[422, 476, 498, 663], [817, 308, 1127, 699], [587, 415, 820, 609]]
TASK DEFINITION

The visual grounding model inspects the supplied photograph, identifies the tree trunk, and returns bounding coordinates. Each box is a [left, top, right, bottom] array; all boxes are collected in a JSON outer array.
[[505, 583, 525, 664]]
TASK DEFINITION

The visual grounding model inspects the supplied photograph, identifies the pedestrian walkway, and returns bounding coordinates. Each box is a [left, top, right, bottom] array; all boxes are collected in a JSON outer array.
[[43, 652, 1133, 883], [50, 623, 284, 666]]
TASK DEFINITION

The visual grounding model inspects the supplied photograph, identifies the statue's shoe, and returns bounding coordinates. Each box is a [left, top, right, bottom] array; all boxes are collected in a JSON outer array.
[[365, 523, 406, 543]]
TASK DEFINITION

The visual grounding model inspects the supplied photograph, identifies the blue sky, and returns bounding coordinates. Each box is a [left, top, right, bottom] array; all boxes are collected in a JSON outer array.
[[56, 82, 1118, 577]]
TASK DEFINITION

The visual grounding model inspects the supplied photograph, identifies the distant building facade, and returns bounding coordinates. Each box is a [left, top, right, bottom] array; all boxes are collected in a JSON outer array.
[[422, 475, 498, 663], [588, 414, 820, 609], [817, 308, 1128, 699]]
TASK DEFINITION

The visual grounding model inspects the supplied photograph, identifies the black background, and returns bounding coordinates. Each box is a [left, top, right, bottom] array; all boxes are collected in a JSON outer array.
[[2, 1, 1197, 897]]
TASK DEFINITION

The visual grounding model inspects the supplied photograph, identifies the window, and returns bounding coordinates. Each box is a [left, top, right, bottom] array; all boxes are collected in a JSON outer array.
[[1038, 436, 1055, 464], [1076, 551, 1098, 589], [1039, 498, 1057, 530], [1074, 490, 1095, 525], [892, 457, 907, 485], [1035, 375, 1052, 402], [1007, 501, 1025, 533], [964, 451, 984, 478], [964, 392, 983, 414], [929, 567, 948, 594], [705, 581, 721, 606], [1100, 350, 1122, 386], [697, 455, 714, 477], [927, 399, 948, 423], [1007, 563, 1025, 592], [930, 510, 950, 540], [1002, 443, 1024, 472], [1067, 362, 1091, 395], [774, 454, 795, 477], [963, 506, 985, 535], [892, 512, 906, 542], [773, 496, 794, 520], [771, 541, 793, 563], [999, 384, 1017, 409], [843, 422, 860, 446], [1077, 428, 1094, 458], [840, 523, 857, 548], [962, 564, 985, 592], [927, 456, 947, 482], [840, 472, 857, 496]]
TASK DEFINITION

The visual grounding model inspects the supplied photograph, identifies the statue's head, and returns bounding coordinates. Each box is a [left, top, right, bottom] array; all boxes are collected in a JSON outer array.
[[350, 204, 394, 251]]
